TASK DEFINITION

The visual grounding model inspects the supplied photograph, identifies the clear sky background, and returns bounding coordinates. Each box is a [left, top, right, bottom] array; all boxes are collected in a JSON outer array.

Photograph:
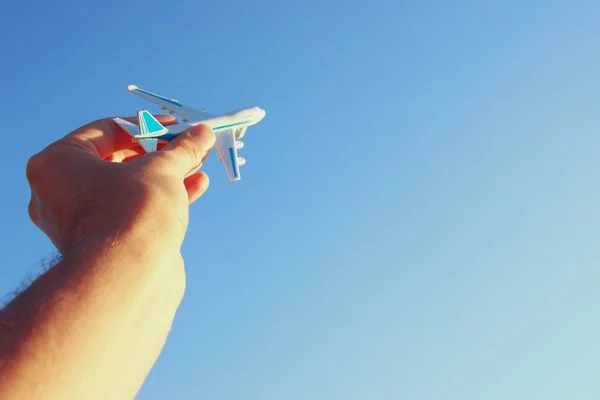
[[1, 1, 600, 399]]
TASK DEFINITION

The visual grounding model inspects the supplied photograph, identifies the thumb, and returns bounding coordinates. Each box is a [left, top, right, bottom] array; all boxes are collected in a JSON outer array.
[[158, 124, 216, 176]]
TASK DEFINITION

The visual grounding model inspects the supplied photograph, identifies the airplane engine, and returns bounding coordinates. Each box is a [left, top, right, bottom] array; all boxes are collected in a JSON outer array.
[[235, 141, 244, 149], [238, 157, 246, 166]]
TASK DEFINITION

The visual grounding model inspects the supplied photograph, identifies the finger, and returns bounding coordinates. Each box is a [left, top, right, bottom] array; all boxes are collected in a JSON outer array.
[[64, 115, 178, 159], [184, 172, 210, 203], [156, 124, 215, 177], [184, 147, 212, 178]]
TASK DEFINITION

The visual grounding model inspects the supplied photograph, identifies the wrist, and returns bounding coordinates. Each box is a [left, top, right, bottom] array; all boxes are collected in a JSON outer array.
[[60, 211, 183, 260], [59, 220, 186, 294]]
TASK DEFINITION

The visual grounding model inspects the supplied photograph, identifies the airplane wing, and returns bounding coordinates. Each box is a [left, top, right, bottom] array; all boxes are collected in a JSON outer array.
[[214, 129, 245, 182], [127, 85, 213, 122]]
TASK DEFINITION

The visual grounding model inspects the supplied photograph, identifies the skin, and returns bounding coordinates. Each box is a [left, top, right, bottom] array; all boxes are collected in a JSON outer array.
[[0, 115, 215, 399]]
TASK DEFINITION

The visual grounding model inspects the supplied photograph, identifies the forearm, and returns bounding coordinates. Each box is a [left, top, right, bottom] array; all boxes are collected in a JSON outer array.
[[0, 236, 185, 399]]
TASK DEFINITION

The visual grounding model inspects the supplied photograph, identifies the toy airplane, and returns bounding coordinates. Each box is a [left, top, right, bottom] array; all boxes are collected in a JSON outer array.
[[114, 85, 266, 182]]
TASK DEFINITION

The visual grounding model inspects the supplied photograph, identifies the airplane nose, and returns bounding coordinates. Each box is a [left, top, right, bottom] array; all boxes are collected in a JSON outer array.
[[251, 106, 265, 121]]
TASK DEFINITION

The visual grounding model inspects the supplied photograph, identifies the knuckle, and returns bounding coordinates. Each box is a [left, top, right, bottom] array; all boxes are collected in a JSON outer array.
[[26, 143, 66, 183], [25, 153, 45, 182], [27, 199, 38, 223]]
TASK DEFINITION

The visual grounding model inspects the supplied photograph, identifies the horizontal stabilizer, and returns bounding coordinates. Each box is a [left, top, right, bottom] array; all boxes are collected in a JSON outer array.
[[113, 117, 140, 137], [138, 138, 159, 152]]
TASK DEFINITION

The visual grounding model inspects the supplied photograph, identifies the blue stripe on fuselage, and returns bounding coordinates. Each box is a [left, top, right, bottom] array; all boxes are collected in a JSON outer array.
[[213, 121, 250, 131]]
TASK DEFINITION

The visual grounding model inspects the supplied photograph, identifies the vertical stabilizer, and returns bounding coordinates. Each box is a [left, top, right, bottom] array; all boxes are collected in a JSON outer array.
[[138, 110, 168, 136]]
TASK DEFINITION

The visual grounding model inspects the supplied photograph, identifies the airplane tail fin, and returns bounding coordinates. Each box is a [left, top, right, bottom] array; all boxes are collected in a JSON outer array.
[[138, 110, 168, 136], [112, 112, 166, 153]]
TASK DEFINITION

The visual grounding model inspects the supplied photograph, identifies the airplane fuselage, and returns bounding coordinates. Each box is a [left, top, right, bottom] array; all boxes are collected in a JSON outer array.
[[136, 106, 266, 140]]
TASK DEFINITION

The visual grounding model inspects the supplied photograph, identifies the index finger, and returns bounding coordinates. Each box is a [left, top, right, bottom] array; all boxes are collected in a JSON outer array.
[[63, 114, 179, 159]]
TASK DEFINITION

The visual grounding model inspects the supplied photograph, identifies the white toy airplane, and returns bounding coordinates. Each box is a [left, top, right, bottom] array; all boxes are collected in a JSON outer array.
[[114, 85, 266, 182]]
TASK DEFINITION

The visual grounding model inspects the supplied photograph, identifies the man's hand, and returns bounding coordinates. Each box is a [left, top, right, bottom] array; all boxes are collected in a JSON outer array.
[[0, 116, 215, 400], [27, 115, 215, 256]]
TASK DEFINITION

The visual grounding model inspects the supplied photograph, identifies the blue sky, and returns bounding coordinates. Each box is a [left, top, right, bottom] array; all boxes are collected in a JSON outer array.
[[1, 1, 600, 398]]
